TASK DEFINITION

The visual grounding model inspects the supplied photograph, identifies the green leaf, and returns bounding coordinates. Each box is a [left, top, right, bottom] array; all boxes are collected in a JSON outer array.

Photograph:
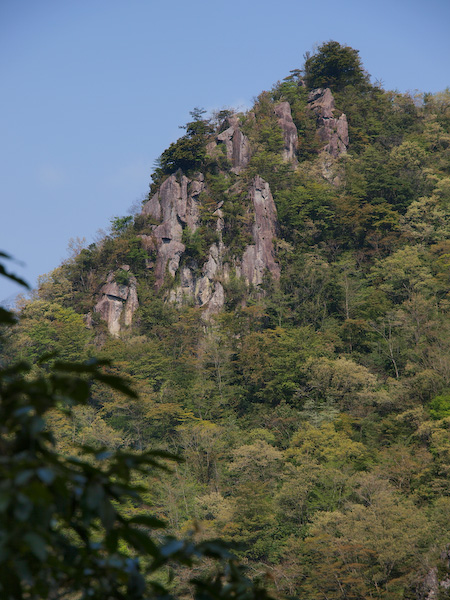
[[23, 533, 47, 561], [0, 493, 10, 512], [36, 467, 55, 484], [95, 450, 113, 461], [14, 470, 34, 486], [0, 258, 30, 289], [128, 515, 166, 529], [14, 494, 33, 521], [84, 482, 104, 510], [121, 528, 160, 557], [160, 539, 185, 557], [99, 499, 116, 530], [94, 373, 138, 398], [0, 307, 16, 325]]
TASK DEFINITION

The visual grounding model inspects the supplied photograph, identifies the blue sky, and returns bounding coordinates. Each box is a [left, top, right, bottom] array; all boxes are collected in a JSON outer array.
[[1, 0, 450, 302]]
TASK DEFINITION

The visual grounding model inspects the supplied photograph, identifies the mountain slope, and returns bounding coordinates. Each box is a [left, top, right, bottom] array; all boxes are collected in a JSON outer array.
[[9, 41, 450, 599]]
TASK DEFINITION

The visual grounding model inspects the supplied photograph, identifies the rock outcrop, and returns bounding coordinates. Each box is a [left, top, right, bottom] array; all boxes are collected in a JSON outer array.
[[142, 171, 226, 315], [169, 239, 227, 317], [241, 176, 280, 287], [274, 101, 298, 163], [207, 115, 251, 173], [417, 548, 450, 600], [169, 175, 280, 311], [140, 170, 280, 316], [308, 88, 349, 158], [97, 124, 281, 326], [94, 268, 139, 337], [142, 173, 204, 288]]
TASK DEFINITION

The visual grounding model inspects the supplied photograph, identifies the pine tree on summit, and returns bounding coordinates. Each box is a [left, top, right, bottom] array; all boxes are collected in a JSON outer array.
[[304, 40, 369, 91]]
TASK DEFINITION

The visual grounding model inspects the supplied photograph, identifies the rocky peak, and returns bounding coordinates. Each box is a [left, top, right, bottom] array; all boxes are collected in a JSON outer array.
[[274, 101, 298, 163], [207, 114, 251, 173], [308, 87, 349, 158], [94, 267, 139, 337]]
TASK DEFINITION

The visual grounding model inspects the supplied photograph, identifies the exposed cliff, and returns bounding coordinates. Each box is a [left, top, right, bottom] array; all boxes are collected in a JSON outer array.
[[140, 172, 279, 317], [142, 173, 204, 288], [308, 87, 349, 158], [207, 115, 251, 173], [240, 176, 280, 286], [93, 88, 352, 334], [274, 101, 298, 163], [94, 268, 139, 336]]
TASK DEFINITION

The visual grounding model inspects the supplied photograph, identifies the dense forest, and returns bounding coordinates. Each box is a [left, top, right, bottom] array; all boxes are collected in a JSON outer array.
[[3, 41, 450, 599]]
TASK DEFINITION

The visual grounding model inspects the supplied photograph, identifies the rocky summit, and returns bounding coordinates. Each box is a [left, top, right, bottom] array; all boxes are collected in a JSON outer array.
[[92, 84, 349, 336]]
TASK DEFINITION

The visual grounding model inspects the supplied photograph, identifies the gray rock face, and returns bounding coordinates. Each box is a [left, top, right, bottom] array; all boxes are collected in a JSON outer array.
[[142, 173, 204, 288], [241, 176, 280, 287], [94, 269, 139, 337], [308, 88, 349, 158], [208, 115, 251, 173], [169, 237, 227, 315], [101, 170, 280, 328], [142, 171, 226, 315], [155, 175, 279, 314], [416, 548, 450, 600], [419, 568, 439, 600], [274, 101, 298, 163]]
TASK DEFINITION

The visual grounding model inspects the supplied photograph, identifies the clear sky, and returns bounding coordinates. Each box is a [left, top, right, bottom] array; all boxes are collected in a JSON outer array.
[[1, 0, 449, 302]]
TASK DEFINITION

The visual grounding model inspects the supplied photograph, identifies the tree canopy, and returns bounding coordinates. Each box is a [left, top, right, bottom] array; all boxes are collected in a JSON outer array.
[[304, 40, 369, 91]]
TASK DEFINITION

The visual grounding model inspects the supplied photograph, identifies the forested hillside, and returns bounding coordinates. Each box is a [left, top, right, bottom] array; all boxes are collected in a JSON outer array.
[[5, 41, 450, 599]]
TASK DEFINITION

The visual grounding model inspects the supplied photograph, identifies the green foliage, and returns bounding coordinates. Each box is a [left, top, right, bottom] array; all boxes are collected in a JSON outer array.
[[245, 92, 284, 154], [221, 191, 253, 257], [98, 235, 148, 277], [243, 92, 295, 189], [7, 42, 450, 599], [274, 179, 334, 241], [429, 393, 450, 420], [223, 272, 248, 310], [304, 40, 369, 92], [15, 300, 92, 363], [153, 108, 214, 184], [111, 215, 133, 236], [181, 225, 218, 267], [0, 263, 274, 600], [115, 268, 131, 286]]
